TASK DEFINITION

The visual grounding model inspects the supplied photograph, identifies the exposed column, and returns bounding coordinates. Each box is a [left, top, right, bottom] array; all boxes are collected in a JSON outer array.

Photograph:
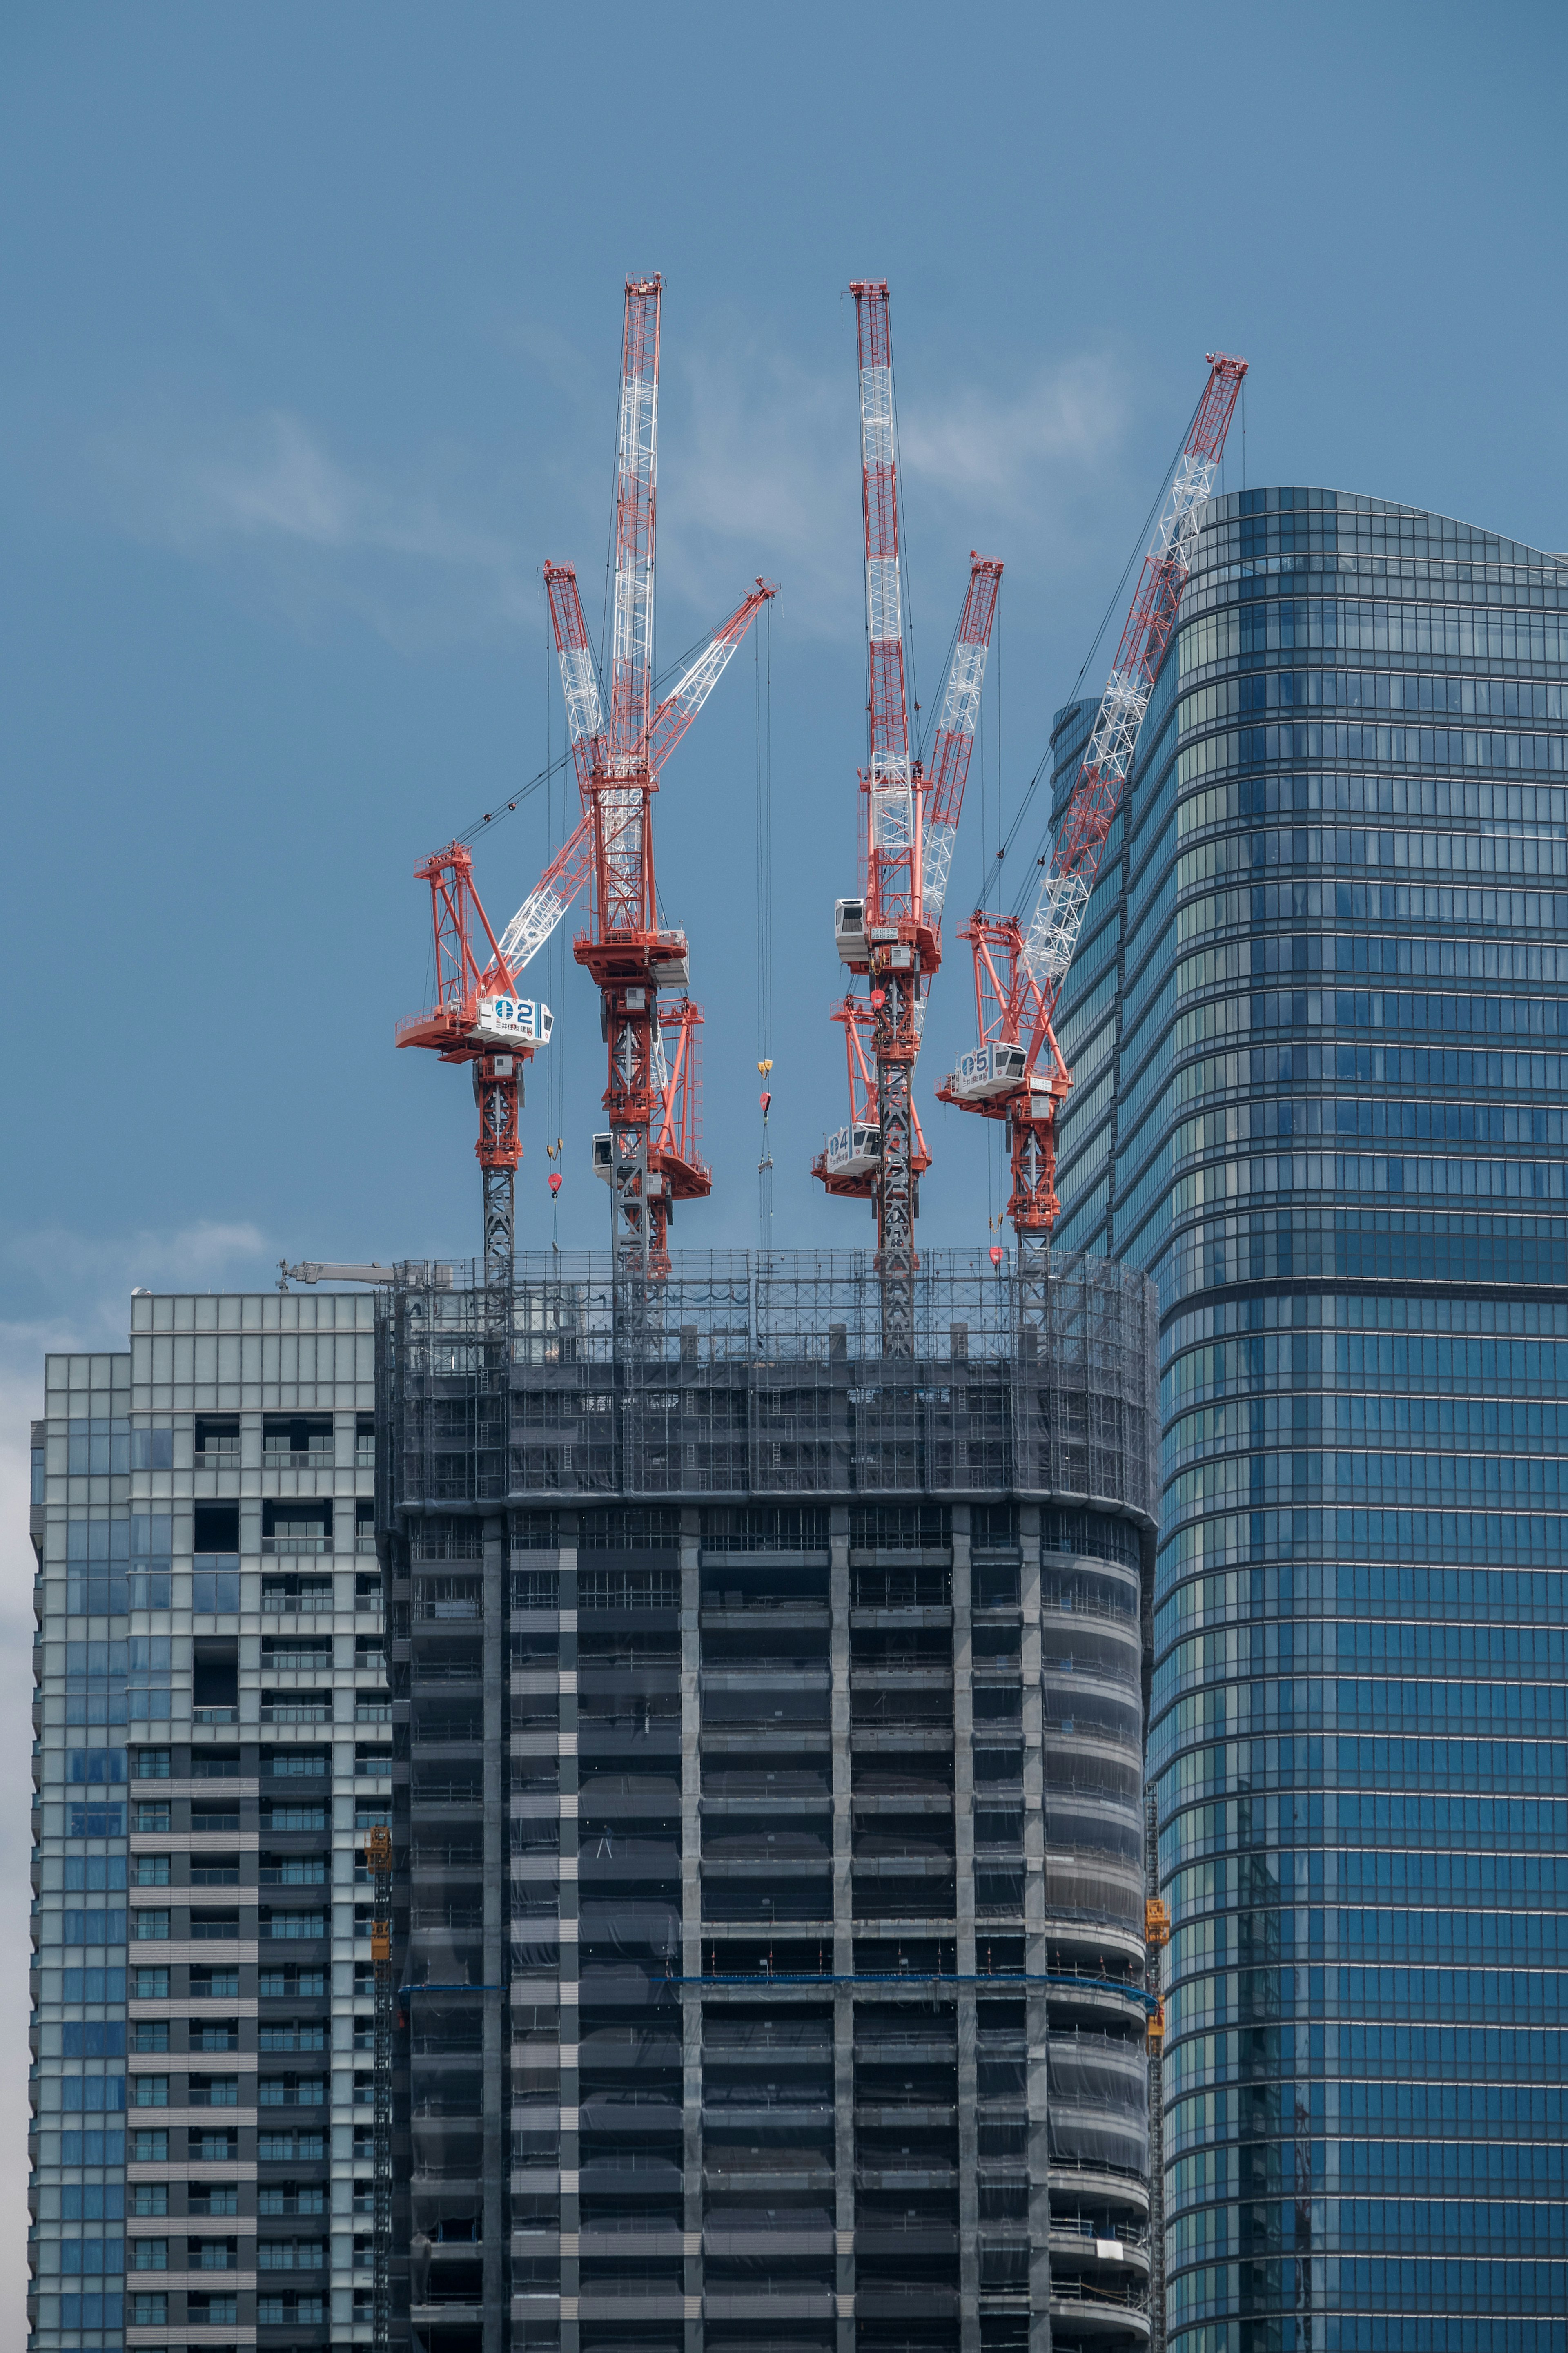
[[482, 1509, 507, 2353], [951, 1503, 980, 2353], [829, 1501, 855, 2353], [556, 1524, 580, 2353], [1020, 1505, 1051, 2353], [680, 1508, 704, 2353]]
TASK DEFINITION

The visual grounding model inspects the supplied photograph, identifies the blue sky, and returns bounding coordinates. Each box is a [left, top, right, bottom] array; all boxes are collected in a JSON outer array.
[[0, 5, 1563, 2326], [3, 0, 1566, 1333]]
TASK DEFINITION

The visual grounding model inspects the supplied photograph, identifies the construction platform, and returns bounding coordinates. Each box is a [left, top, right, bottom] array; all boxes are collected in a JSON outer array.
[[376, 1250, 1160, 2353]]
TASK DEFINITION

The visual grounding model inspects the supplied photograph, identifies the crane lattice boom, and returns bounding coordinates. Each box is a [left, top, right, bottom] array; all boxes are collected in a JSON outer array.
[[814, 284, 1002, 1354], [937, 350, 1247, 1256], [1023, 353, 1247, 995], [398, 275, 773, 1292]]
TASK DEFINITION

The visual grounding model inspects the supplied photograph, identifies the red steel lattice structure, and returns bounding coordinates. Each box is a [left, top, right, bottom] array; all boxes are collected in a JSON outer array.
[[813, 279, 1001, 1354], [398, 276, 772, 1295], [938, 351, 1246, 1276], [548, 276, 774, 1289]]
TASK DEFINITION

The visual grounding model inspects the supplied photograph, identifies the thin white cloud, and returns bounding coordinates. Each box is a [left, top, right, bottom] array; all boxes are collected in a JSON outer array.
[[4, 1218, 272, 1322], [658, 334, 1132, 638], [94, 408, 541, 649], [898, 353, 1128, 498], [87, 329, 1133, 653]]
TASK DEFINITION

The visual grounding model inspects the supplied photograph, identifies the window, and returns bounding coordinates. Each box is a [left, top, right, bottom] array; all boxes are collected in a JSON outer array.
[[70, 1804, 125, 1838], [133, 1969, 168, 1999], [191, 1855, 240, 1886], [261, 1853, 326, 1886], [132, 2022, 169, 2053], [190, 1967, 240, 1998], [61, 2184, 125, 2220], [190, 1910, 239, 1941], [262, 1635, 333, 1672], [192, 1750, 241, 1778], [258, 2183, 326, 2215], [64, 1855, 126, 1893], [134, 1751, 171, 1780], [267, 1751, 329, 1779], [195, 2022, 239, 2052], [189, 2239, 238, 2272], [132, 1857, 169, 1887], [62, 1967, 125, 2004], [258, 1967, 326, 1998], [189, 2186, 239, 2216], [131, 2078, 168, 2109], [263, 1415, 334, 1465], [263, 1499, 333, 1555], [131, 2130, 167, 2161], [189, 2293, 239, 2324], [257, 2131, 325, 2160], [62, 2021, 125, 2057], [192, 1807, 239, 1833], [133, 1803, 170, 1833], [192, 2130, 237, 2160], [263, 1574, 334, 1613], [132, 2185, 168, 2217], [190, 2076, 240, 2107], [264, 1804, 326, 1831], [68, 1416, 130, 1475], [132, 1911, 169, 1942], [131, 2291, 168, 2323], [129, 2239, 168, 2271]]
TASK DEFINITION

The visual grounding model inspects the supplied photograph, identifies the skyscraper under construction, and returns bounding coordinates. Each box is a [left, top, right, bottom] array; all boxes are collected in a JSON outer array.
[[376, 1247, 1161, 2353]]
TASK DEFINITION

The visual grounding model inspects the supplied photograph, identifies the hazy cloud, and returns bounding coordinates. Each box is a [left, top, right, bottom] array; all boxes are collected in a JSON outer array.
[[88, 330, 1132, 653], [2, 1220, 277, 1353], [94, 407, 541, 649]]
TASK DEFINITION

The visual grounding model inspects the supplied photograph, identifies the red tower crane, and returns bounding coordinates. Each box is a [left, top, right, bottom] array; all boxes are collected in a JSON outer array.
[[937, 352, 1247, 1297], [545, 275, 774, 1292], [397, 277, 773, 1295], [812, 279, 1002, 1354]]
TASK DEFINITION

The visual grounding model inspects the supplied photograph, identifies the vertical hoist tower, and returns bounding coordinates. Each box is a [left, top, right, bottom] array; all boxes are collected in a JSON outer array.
[[369, 1821, 394, 2353], [814, 279, 1001, 1354]]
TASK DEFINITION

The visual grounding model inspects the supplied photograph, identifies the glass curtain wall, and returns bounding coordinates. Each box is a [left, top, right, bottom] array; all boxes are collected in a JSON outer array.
[[1053, 490, 1568, 2347]]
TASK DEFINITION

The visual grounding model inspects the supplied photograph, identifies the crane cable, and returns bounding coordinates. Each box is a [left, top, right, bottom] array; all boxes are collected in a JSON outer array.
[[448, 603, 755, 852], [958, 381, 1208, 925]]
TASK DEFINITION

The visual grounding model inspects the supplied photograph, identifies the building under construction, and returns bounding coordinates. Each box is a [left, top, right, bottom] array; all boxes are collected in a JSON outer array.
[[376, 1246, 1161, 2353]]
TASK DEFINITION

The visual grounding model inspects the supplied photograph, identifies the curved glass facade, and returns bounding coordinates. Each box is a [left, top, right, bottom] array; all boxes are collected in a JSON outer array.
[[1052, 491, 1568, 2349]]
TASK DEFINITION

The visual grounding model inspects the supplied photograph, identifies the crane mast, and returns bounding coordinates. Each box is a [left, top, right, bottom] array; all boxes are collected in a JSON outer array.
[[938, 352, 1246, 1309], [398, 276, 772, 1299], [547, 275, 775, 1302], [815, 279, 1001, 1354]]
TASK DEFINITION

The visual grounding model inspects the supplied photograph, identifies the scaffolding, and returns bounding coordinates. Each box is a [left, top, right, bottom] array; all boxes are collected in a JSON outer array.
[[382, 1247, 1159, 1514], [377, 1249, 1161, 2353]]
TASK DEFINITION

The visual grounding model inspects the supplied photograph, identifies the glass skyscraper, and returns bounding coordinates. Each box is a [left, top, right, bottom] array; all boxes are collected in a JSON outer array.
[[27, 1291, 391, 2353], [1051, 489, 1568, 2348]]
